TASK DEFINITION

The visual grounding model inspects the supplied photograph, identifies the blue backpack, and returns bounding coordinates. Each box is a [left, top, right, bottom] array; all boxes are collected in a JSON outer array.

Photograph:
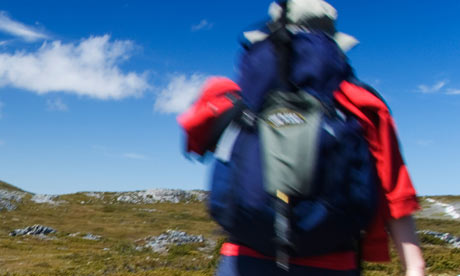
[[208, 12, 378, 270]]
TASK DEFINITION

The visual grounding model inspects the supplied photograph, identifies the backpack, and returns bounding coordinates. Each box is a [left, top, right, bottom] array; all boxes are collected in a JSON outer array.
[[208, 5, 378, 270]]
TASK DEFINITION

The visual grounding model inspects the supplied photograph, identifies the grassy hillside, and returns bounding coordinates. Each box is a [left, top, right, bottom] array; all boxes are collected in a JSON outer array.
[[0, 185, 459, 275], [362, 217, 460, 276], [0, 180, 27, 193]]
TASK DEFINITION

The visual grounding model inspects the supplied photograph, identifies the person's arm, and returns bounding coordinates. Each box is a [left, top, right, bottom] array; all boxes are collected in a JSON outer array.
[[387, 215, 425, 276]]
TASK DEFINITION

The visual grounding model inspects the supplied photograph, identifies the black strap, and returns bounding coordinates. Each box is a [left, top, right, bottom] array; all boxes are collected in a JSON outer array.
[[267, 1, 294, 91], [206, 92, 245, 151], [274, 196, 292, 271], [267, 3, 295, 270]]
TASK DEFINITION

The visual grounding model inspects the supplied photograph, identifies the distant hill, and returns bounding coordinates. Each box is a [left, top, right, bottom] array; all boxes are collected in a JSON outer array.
[[0, 180, 28, 193], [0, 182, 459, 275]]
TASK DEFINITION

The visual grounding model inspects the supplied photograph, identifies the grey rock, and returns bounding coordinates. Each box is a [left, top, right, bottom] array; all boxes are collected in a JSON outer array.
[[115, 189, 207, 204], [82, 233, 102, 241], [30, 194, 66, 205], [84, 192, 104, 199], [141, 230, 205, 253], [416, 197, 460, 221], [10, 224, 57, 237], [418, 230, 460, 248], [0, 190, 25, 211]]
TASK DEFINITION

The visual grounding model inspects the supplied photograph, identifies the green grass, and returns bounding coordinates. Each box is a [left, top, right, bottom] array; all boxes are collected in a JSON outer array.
[[0, 180, 27, 193], [1, 185, 459, 275], [419, 195, 460, 203], [416, 218, 460, 236], [0, 188, 222, 276]]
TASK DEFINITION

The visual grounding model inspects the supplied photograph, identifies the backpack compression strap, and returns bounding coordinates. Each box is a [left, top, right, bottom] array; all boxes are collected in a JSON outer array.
[[267, 1, 294, 92], [266, 1, 295, 271]]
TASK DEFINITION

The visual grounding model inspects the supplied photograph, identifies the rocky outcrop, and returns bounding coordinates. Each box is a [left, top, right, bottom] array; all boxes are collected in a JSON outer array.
[[138, 230, 205, 253], [82, 233, 102, 241], [425, 198, 460, 219], [116, 189, 207, 204], [418, 230, 460, 248], [416, 197, 460, 221], [84, 192, 104, 199], [0, 190, 25, 211], [30, 194, 66, 205], [9, 225, 57, 236]]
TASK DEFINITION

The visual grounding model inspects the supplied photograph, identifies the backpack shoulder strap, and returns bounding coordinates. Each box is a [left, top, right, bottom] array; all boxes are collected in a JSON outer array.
[[266, 1, 295, 91]]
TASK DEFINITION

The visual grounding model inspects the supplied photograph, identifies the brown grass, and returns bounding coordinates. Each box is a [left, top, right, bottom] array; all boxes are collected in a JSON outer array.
[[0, 190, 459, 275]]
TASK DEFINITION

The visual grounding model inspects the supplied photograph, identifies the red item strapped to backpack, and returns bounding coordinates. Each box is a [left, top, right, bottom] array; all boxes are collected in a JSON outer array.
[[177, 77, 242, 156]]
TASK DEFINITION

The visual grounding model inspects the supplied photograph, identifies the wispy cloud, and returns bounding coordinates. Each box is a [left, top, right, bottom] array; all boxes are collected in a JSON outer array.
[[0, 35, 150, 99], [46, 98, 68, 111], [417, 79, 460, 96], [122, 153, 148, 160], [154, 73, 207, 114], [446, 88, 460, 95], [191, 19, 214, 32], [92, 145, 148, 161], [417, 80, 447, 94], [0, 11, 48, 41]]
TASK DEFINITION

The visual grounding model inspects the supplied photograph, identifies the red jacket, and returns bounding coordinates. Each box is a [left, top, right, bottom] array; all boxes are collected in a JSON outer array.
[[221, 81, 420, 268], [334, 81, 420, 262]]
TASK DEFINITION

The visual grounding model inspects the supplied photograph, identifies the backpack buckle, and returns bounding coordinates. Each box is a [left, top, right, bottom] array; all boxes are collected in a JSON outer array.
[[275, 190, 291, 271], [239, 109, 257, 129]]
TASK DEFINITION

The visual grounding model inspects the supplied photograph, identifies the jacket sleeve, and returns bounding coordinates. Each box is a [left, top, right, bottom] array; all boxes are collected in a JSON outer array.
[[334, 81, 420, 262], [374, 108, 420, 220]]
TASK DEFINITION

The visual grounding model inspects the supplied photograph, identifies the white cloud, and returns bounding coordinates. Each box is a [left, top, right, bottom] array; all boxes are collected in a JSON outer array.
[[191, 19, 214, 32], [0, 11, 48, 41], [0, 35, 150, 99], [122, 153, 148, 160], [417, 80, 447, 94], [154, 73, 207, 114], [92, 145, 148, 160], [46, 98, 68, 111], [446, 88, 460, 95]]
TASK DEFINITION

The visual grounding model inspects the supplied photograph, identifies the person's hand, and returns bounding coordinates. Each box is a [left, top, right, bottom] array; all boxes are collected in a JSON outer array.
[[405, 267, 425, 276]]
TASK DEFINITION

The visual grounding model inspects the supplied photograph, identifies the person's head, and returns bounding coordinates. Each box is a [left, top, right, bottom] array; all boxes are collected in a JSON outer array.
[[269, 0, 337, 35], [266, 0, 358, 52]]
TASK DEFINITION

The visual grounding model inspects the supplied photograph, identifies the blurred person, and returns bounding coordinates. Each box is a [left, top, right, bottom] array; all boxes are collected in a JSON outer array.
[[179, 0, 425, 275]]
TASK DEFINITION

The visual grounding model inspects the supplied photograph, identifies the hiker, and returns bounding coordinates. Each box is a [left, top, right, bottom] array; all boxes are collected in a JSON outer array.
[[178, 0, 425, 275]]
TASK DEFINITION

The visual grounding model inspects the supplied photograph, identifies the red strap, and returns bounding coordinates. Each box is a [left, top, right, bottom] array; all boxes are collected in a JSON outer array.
[[220, 243, 357, 270]]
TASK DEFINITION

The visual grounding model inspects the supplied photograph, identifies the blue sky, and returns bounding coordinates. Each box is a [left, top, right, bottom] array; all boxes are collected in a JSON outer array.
[[0, 0, 459, 196]]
